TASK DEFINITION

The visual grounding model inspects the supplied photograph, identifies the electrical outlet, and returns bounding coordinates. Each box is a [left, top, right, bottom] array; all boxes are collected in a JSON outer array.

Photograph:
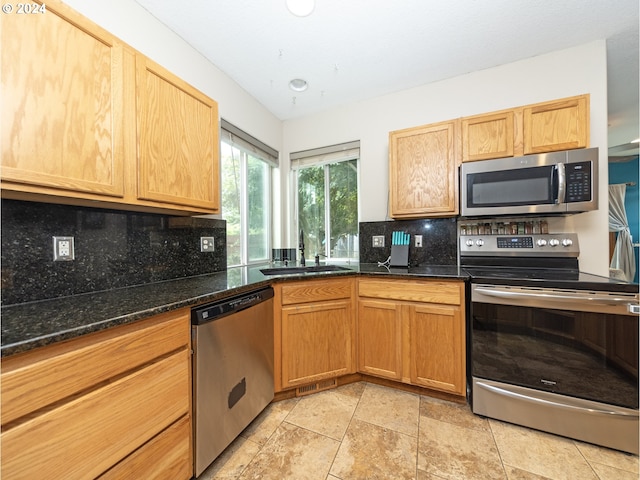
[[372, 235, 385, 248], [415, 235, 423, 248], [200, 237, 215, 252], [53, 236, 75, 261]]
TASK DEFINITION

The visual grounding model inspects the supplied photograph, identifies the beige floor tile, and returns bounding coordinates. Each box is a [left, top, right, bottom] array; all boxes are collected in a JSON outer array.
[[330, 417, 418, 480], [575, 441, 640, 474], [503, 465, 555, 479], [198, 435, 262, 480], [239, 422, 340, 480], [239, 396, 299, 446], [332, 381, 367, 400], [285, 388, 359, 440], [417, 469, 449, 479], [589, 462, 640, 480], [419, 394, 490, 432], [418, 415, 506, 480], [490, 420, 597, 480], [354, 382, 420, 437]]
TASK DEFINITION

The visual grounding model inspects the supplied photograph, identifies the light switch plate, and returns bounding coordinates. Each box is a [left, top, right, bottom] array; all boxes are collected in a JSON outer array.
[[415, 235, 423, 247]]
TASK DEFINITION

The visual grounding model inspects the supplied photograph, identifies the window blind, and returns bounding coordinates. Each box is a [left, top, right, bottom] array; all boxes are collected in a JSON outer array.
[[220, 119, 279, 167], [290, 140, 360, 169]]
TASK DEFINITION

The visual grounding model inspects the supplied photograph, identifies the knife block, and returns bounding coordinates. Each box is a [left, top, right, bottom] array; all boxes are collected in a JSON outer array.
[[390, 244, 409, 267]]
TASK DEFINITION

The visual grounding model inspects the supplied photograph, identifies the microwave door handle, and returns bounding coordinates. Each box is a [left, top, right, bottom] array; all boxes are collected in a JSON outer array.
[[556, 162, 566, 204]]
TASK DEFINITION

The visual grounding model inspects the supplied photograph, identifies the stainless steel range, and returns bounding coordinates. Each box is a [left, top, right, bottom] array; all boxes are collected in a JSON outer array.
[[461, 233, 639, 454]]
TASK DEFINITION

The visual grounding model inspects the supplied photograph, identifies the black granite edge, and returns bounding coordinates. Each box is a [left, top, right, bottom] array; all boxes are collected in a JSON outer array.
[[2, 263, 472, 357], [0, 271, 271, 357]]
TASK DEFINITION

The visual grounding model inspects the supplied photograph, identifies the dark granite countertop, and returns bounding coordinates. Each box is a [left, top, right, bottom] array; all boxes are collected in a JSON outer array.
[[1, 263, 467, 357]]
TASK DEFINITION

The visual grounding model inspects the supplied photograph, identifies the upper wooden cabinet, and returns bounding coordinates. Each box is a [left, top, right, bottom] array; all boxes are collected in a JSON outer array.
[[1, 1, 126, 199], [135, 56, 220, 211], [461, 110, 519, 161], [389, 120, 460, 218], [523, 95, 589, 154], [461, 94, 589, 162], [1, 0, 220, 215]]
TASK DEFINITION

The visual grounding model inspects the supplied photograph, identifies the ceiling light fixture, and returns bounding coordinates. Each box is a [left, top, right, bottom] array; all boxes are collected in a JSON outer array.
[[289, 78, 308, 92], [632, 138, 640, 143], [286, 0, 315, 17]]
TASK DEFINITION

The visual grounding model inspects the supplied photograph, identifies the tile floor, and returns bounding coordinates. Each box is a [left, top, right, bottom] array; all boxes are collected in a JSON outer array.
[[198, 382, 639, 480]]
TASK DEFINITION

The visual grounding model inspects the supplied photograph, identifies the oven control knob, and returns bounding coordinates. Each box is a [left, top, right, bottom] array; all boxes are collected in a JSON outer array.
[[562, 238, 573, 247], [475, 239, 484, 247], [536, 239, 548, 247], [465, 239, 475, 247], [548, 238, 560, 247]]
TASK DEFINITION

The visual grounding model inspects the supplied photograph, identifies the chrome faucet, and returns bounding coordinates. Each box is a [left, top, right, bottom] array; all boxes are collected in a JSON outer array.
[[299, 230, 305, 266]]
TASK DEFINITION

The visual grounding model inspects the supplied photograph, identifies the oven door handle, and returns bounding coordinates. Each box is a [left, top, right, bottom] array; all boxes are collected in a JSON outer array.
[[474, 286, 639, 310], [475, 381, 639, 419]]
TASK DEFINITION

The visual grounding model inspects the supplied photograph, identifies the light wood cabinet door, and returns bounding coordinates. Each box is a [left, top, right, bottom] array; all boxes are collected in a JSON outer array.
[[1, 0, 125, 198], [409, 303, 466, 396], [389, 120, 459, 218], [358, 299, 403, 380], [523, 94, 589, 154], [136, 55, 220, 212], [281, 299, 355, 388], [462, 110, 517, 162]]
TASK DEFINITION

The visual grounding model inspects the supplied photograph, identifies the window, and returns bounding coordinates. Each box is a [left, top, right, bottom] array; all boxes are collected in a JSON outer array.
[[220, 120, 277, 267], [292, 141, 359, 263]]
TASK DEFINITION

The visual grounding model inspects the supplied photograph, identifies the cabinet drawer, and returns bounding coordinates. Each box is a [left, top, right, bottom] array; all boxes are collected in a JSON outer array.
[[358, 279, 461, 305], [1, 308, 190, 425], [281, 278, 353, 305], [1, 349, 190, 480], [98, 415, 191, 480]]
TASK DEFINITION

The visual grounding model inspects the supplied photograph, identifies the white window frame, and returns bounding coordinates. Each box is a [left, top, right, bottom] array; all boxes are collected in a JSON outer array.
[[221, 120, 277, 267], [291, 141, 360, 263]]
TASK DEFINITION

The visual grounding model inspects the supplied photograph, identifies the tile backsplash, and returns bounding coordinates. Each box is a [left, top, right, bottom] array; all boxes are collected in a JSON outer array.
[[1, 200, 226, 305], [359, 218, 457, 266]]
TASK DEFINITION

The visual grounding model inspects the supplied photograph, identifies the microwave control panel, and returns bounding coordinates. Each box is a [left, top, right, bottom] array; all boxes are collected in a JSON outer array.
[[565, 161, 592, 203]]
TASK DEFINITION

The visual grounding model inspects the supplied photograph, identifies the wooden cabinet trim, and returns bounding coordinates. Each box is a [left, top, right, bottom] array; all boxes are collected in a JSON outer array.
[[358, 278, 461, 305], [280, 278, 353, 305]]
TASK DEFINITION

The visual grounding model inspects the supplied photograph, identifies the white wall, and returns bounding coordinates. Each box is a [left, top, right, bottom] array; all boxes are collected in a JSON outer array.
[[282, 41, 610, 276]]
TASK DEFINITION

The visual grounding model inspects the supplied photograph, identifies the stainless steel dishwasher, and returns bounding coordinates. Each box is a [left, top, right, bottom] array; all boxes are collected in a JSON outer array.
[[192, 286, 274, 477]]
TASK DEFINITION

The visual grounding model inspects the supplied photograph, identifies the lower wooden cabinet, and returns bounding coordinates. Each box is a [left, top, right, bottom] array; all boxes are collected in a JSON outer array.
[[274, 278, 356, 391], [0, 308, 192, 480], [358, 278, 466, 396]]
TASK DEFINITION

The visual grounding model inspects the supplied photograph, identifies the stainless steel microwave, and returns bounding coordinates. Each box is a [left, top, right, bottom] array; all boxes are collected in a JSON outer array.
[[460, 147, 598, 217]]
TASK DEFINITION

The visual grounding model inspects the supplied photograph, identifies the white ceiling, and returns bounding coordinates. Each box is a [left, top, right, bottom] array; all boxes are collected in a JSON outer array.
[[135, 0, 638, 147]]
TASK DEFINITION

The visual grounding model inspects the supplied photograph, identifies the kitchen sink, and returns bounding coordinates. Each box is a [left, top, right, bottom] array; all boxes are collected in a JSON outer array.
[[260, 265, 351, 275]]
